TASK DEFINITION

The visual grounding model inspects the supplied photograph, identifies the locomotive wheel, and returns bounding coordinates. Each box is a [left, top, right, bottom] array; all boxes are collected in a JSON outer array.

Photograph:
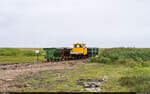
[[77, 55, 79, 59], [79, 55, 81, 59], [78, 55, 80, 59], [75, 56, 77, 60], [72, 56, 74, 60]]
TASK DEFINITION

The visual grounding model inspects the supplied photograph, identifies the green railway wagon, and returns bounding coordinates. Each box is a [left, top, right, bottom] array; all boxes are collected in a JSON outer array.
[[43, 48, 62, 61], [87, 48, 99, 57]]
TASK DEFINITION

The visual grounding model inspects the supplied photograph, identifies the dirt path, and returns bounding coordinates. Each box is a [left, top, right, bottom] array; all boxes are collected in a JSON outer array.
[[0, 59, 88, 92]]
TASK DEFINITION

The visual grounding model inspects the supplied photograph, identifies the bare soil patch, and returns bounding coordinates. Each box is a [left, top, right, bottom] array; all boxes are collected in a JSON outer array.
[[0, 59, 87, 92]]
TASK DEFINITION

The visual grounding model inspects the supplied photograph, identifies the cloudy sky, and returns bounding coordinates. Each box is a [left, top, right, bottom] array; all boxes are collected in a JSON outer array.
[[0, 0, 150, 48]]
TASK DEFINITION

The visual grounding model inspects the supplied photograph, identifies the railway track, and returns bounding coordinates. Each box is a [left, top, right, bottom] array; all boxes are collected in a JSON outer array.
[[0, 59, 90, 72], [0, 58, 89, 66]]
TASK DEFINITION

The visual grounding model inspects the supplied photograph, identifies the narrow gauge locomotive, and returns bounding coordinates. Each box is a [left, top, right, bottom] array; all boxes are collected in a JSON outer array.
[[43, 43, 99, 61]]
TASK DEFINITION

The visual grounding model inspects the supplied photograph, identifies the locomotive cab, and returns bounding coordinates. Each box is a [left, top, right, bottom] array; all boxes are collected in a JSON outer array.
[[70, 43, 87, 55]]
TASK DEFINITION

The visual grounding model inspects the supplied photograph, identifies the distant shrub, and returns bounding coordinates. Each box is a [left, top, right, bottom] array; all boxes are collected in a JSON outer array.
[[98, 48, 150, 62], [90, 57, 99, 62], [90, 48, 150, 67]]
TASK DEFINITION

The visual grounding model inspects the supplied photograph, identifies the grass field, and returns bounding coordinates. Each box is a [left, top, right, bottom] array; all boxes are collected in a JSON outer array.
[[93, 48, 150, 63], [13, 63, 126, 92], [1, 48, 150, 92], [0, 56, 45, 64], [0, 48, 46, 64], [90, 48, 150, 92], [13, 62, 150, 92]]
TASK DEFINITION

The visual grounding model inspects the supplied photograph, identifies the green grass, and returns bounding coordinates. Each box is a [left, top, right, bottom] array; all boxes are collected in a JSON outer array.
[[12, 62, 150, 92], [91, 48, 150, 67], [0, 48, 46, 64], [90, 48, 150, 92], [11, 63, 127, 92], [0, 48, 45, 56], [0, 56, 45, 64], [118, 66, 150, 92], [93, 48, 150, 63], [2, 48, 150, 92]]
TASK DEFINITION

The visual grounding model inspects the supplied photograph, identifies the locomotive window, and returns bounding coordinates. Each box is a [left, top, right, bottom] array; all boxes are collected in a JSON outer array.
[[75, 44, 82, 48]]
